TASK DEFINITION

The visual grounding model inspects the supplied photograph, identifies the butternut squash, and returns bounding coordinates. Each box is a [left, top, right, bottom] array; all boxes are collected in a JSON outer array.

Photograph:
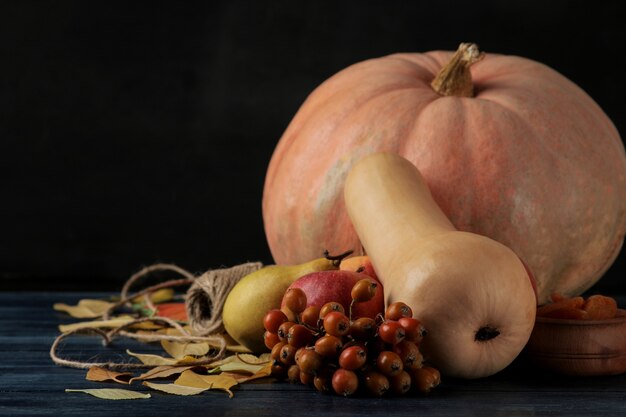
[[344, 153, 536, 378]]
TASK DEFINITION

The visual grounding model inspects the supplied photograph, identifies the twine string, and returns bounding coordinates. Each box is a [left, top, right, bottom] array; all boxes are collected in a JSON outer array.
[[49, 325, 227, 370], [121, 263, 196, 302], [102, 277, 195, 320], [186, 262, 262, 335], [50, 261, 263, 370]]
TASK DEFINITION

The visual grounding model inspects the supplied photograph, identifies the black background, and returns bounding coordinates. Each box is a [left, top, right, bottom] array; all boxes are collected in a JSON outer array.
[[2, 1, 625, 291]]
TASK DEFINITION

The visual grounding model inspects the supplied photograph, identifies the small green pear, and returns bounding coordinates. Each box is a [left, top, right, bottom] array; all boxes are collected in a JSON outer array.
[[223, 252, 350, 353]]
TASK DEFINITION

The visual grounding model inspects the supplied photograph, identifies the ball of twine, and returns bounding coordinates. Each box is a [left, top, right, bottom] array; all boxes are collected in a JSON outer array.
[[50, 261, 263, 370], [185, 261, 263, 336]]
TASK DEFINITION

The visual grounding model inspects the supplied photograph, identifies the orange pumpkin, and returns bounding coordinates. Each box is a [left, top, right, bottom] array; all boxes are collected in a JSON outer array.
[[262, 43, 626, 304]]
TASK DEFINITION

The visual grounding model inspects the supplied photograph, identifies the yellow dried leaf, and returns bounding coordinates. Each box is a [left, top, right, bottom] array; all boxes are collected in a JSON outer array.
[[177, 356, 208, 365], [205, 353, 271, 379], [142, 381, 208, 396], [161, 326, 193, 336], [58, 316, 135, 333], [126, 350, 197, 366], [223, 362, 273, 383], [134, 329, 163, 337], [247, 361, 273, 381], [54, 299, 114, 319], [222, 333, 253, 353], [160, 340, 211, 359], [175, 370, 238, 398], [217, 361, 267, 375], [65, 388, 150, 400], [128, 321, 165, 330], [242, 353, 271, 363], [129, 365, 198, 383], [132, 288, 174, 304], [141, 326, 191, 337], [210, 353, 269, 367], [226, 344, 253, 353], [126, 350, 178, 366], [86, 366, 132, 384]]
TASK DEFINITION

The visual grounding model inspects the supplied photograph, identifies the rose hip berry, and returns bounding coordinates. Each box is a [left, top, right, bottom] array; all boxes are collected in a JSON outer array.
[[323, 311, 350, 337], [267, 277, 441, 398]]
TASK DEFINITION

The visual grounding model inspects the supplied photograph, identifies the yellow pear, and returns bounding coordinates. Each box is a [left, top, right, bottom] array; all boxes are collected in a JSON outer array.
[[223, 253, 349, 352]]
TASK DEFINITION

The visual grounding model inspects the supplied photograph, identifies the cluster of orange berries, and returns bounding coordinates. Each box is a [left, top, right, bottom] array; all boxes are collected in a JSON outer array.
[[263, 278, 441, 397]]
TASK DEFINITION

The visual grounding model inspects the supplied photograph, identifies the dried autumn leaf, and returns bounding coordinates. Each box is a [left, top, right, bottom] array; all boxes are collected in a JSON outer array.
[[223, 362, 273, 383], [58, 316, 135, 333], [221, 333, 253, 353], [54, 299, 114, 319], [141, 321, 189, 336], [216, 361, 268, 375], [129, 365, 200, 383], [243, 353, 271, 363], [226, 344, 253, 353], [126, 350, 198, 366], [211, 354, 272, 382], [132, 288, 175, 304], [154, 303, 188, 321], [125, 350, 180, 366], [128, 320, 165, 330], [175, 370, 238, 398], [65, 388, 150, 400], [246, 361, 273, 382], [142, 381, 208, 396], [160, 340, 211, 359], [151, 325, 194, 337], [86, 366, 132, 384], [210, 353, 270, 367], [58, 316, 164, 333]]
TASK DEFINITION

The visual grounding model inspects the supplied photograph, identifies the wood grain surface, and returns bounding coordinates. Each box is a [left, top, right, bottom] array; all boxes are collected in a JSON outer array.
[[1, 292, 625, 416]]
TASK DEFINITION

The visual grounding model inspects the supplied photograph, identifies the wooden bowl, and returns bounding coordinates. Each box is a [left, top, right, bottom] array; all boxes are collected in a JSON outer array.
[[525, 309, 626, 376]]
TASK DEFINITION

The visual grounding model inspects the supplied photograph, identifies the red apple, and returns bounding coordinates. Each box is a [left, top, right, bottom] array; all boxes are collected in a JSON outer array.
[[339, 255, 378, 281], [281, 270, 384, 320]]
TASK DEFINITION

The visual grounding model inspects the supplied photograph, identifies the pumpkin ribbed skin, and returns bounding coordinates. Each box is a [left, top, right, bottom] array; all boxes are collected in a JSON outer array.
[[262, 50, 626, 304]]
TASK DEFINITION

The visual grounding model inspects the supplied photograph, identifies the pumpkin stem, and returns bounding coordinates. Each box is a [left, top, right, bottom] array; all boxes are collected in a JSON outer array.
[[431, 43, 484, 98]]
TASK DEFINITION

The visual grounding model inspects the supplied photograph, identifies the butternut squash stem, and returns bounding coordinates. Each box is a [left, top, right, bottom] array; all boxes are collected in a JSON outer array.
[[431, 42, 484, 98]]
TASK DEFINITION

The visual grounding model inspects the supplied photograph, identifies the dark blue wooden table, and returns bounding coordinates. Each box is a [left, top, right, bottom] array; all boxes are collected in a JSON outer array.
[[2, 292, 625, 416]]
